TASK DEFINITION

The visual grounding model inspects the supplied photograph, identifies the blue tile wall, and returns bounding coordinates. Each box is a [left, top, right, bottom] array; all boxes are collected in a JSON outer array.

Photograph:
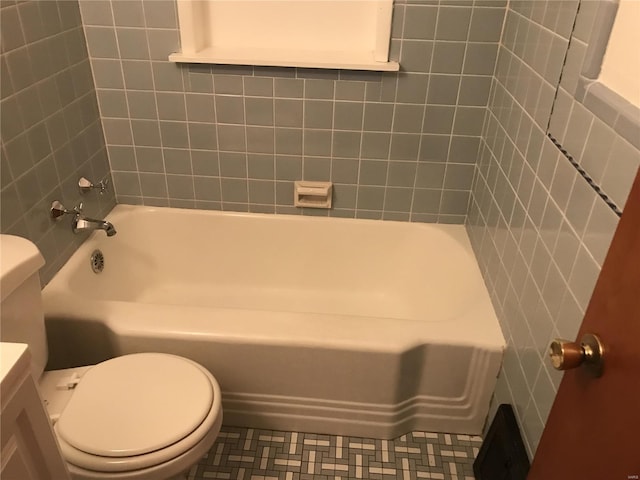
[[0, 0, 115, 284], [79, 0, 507, 223], [467, 0, 640, 458]]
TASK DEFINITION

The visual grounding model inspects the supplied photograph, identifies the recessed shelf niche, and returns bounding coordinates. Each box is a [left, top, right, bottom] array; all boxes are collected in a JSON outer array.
[[169, 0, 399, 72]]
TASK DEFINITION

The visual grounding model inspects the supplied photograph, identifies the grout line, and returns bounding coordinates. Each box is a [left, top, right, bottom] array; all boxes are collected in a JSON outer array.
[[544, 1, 581, 133], [181, 68, 196, 206], [106, 0, 140, 202], [139, 4, 169, 207], [240, 77, 249, 211]]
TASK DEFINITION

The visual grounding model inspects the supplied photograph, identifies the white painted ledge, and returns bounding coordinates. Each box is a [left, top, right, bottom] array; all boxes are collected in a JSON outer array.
[[169, 47, 399, 72]]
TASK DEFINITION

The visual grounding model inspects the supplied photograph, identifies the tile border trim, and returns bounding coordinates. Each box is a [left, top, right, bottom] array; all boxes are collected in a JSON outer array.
[[548, 133, 622, 217]]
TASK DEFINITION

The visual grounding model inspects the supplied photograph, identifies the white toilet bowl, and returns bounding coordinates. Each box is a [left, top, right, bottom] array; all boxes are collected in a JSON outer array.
[[40, 353, 223, 480], [0, 235, 224, 480]]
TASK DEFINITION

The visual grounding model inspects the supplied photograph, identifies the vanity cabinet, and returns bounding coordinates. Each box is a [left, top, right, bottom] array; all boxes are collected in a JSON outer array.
[[1, 343, 70, 480]]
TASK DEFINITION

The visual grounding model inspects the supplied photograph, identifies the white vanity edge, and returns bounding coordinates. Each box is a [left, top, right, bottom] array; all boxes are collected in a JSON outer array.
[[0, 342, 29, 386]]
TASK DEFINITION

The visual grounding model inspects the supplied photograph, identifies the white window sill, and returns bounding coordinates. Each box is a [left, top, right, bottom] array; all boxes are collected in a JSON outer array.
[[169, 47, 399, 72]]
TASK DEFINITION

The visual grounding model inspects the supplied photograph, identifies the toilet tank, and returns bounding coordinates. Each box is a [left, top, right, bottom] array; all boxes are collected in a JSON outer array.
[[0, 235, 48, 379]]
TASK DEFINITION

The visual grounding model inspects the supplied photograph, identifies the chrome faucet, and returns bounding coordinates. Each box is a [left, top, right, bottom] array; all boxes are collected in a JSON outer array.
[[73, 215, 117, 236], [50, 201, 117, 237]]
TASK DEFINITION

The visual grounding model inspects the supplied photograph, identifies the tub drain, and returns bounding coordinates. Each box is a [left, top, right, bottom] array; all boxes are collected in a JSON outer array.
[[90, 249, 105, 274]]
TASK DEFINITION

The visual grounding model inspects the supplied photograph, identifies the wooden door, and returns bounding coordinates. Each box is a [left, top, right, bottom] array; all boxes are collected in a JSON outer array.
[[528, 168, 640, 478]]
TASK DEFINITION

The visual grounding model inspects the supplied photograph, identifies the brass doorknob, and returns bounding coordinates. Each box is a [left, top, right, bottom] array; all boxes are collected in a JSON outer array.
[[549, 333, 604, 377]]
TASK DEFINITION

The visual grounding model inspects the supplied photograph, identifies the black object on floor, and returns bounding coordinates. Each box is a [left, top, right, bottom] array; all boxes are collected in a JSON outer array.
[[473, 404, 530, 480]]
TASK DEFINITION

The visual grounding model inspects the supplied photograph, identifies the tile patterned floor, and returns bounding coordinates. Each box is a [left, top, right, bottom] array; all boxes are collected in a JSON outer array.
[[187, 426, 482, 480]]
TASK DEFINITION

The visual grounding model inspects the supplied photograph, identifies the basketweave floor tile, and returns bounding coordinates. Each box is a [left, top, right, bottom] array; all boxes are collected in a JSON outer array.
[[187, 427, 481, 480]]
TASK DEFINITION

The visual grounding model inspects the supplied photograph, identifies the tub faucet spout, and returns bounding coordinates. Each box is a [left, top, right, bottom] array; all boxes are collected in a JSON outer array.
[[73, 215, 117, 236], [50, 201, 117, 236]]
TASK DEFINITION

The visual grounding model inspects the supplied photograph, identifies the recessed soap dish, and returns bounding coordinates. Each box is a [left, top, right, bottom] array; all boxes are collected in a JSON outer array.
[[294, 181, 332, 209]]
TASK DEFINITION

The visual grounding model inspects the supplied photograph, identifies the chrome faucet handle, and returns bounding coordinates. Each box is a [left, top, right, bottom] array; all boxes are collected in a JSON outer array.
[[79, 177, 109, 194], [50, 201, 83, 220]]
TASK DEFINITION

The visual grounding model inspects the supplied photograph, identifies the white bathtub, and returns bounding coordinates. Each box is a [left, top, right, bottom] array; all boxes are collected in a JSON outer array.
[[43, 205, 504, 438]]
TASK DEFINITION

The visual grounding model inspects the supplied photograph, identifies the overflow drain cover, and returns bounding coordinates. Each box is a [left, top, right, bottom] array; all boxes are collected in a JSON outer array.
[[90, 250, 104, 274]]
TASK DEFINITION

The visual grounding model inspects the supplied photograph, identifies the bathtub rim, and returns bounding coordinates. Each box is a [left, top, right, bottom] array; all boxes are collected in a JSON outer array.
[[43, 204, 505, 352]]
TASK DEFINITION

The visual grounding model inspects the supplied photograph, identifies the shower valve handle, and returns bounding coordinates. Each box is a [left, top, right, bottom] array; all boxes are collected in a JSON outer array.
[[50, 201, 83, 219], [79, 176, 109, 194]]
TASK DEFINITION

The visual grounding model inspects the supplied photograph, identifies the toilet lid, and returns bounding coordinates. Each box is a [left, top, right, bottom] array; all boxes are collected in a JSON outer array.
[[56, 353, 213, 457]]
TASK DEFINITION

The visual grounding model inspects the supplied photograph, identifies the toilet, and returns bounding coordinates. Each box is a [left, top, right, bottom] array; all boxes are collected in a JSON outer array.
[[0, 235, 223, 480]]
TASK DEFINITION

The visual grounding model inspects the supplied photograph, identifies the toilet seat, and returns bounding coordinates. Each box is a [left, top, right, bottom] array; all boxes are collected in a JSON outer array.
[[54, 353, 222, 473]]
